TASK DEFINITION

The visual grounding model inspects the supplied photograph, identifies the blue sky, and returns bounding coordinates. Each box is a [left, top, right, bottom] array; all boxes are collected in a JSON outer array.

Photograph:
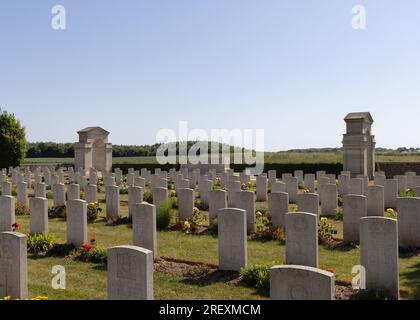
[[1, 1, 419, 151]]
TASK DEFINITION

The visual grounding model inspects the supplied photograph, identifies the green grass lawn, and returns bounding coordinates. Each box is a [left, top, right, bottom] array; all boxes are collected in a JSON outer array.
[[13, 188, 420, 300]]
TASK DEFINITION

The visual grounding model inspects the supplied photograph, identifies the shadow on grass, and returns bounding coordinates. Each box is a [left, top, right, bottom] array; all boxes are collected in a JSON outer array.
[[400, 261, 420, 300], [180, 270, 269, 298], [323, 240, 359, 252], [399, 247, 420, 259]]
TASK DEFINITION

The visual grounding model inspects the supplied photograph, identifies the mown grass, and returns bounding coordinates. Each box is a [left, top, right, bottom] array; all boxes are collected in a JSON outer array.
[[13, 186, 420, 300]]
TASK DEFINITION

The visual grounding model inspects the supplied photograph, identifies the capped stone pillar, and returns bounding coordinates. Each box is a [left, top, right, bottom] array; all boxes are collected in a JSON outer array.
[[342, 112, 375, 179]]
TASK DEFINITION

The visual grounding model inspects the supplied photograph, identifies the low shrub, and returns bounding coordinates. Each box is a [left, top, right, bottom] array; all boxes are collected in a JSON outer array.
[[318, 217, 338, 244], [48, 206, 66, 219], [194, 199, 209, 211], [119, 186, 129, 195], [46, 243, 76, 257], [209, 218, 218, 235], [156, 199, 172, 229], [240, 264, 270, 290], [335, 207, 343, 221], [27, 233, 58, 254], [183, 207, 205, 234], [143, 189, 153, 203], [385, 208, 397, 219], [87, 202, 102, 223], [79, 238, 107, 264], [15, 204, 29, 216], [399, 188, 415, 198]]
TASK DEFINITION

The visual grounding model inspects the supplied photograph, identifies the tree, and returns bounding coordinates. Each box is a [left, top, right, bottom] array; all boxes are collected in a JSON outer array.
[[0, 108, 27, 168]]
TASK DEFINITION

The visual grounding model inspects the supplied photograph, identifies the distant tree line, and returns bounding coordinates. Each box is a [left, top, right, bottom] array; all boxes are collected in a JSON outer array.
[[26, 141, 241, 158]]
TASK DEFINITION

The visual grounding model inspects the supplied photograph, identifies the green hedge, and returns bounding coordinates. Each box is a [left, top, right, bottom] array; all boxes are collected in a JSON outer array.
[[114, 162, 344, 175], [113, 163, 180, 174], [113, 162, 385, 176], [231, 163, 344, 176]]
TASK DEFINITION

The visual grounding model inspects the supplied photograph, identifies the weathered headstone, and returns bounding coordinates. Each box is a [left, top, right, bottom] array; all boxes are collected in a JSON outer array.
[[107, 245, 153, 300], [360, 217, 399, 299], [0, 232, 28, 299], [285, 212, 318, 268], [367, 185, 384, 216], [66, 199, 88, 247], [85, 184, 98, 204], [34, 182, 46, 198], [106, 186, 120, 222], [321, 184, 338, 216], [152, 187, 168, 207], [384, 179, 398, 209], [178, 188, 194, 221], [236, 191, 256, 234], [29, 197, 48, 234], [1, 181, 12, 196], [128, 186, 144, 218], [218, 208, 247, 272], [0, 196, 15, 232], [227, 181, 241, 207], [209, 190, 227, 223], [285, 176, 298, 203], [67, 184, 80, 201], [397, 197, 420, 248], [270, 265, 334, 300], [133, 203, 157, 259], [52, 183, 66, 207], [271, 181, 286, 193], [268, 192, 289, 229], [16, 182, 28, 207], [297, 193, 319, 216], [343, 195, 367, 242], [256, 175, 268, 201], [304, 174, 316, 193]]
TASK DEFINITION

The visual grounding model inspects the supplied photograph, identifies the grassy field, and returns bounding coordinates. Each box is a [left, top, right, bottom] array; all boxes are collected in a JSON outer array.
[[12, 186, 420, 300], [24, 152, 420, 165]]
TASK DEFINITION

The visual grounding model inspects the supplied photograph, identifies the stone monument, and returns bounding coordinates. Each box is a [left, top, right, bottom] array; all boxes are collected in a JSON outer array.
[[74, 127, 112, 174], [342, 112, 375, 179]]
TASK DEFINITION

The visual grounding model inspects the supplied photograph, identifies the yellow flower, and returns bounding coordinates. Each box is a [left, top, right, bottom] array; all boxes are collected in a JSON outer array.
[[256, 211, 263, 218], [320, 217, 328, 223]]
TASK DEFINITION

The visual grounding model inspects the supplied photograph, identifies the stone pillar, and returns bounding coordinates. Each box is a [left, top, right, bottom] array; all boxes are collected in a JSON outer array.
[[342, 112, 375, 179]]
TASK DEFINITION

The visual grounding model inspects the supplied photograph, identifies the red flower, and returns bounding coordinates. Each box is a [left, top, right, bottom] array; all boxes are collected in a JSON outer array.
[[12, 222, 21, 230], [90, 237, 96, 244], [327, 268, 334, 274], [81, 244, 93, 252]]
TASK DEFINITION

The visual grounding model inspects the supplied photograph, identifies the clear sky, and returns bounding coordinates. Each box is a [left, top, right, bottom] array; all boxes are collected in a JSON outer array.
[[1, 1, 419, 151]]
